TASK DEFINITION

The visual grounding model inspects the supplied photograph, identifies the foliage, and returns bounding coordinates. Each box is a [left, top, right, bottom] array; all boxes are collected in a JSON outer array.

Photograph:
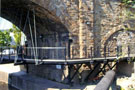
[[125, 10, 135, 19], [121, 0, 135, 8], [0, 30, 11, 46], [0, 25, 22, 47], [9, 25, 22, 46], [120, 0, 135, 30]]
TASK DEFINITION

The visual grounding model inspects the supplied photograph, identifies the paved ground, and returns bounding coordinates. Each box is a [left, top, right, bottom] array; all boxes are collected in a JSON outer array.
[[2, 64, 134, 90], [0, 82, 18, 90], [0, 64, 97, 90], [117, 75, 135, 90], [0, 64, 20, 73]]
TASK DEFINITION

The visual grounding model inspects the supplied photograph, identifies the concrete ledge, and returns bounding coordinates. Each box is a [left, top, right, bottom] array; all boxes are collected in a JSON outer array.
[[9, 71, 70, 90], [0, 64, 21, 83], [0, 64, 97, 90], [0, 64, 69, 90]]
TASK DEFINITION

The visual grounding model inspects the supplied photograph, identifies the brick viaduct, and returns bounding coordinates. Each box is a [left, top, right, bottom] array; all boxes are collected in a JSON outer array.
[[1, 0, 135, 82]]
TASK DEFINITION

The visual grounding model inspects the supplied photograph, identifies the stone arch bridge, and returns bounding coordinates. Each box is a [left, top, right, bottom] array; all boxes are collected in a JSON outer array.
[[1, 0, 135, 83]]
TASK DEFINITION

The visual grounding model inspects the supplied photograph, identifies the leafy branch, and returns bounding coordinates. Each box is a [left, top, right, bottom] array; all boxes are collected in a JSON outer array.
[[121, 0, 135, 8], [9, 25, 22, 46]]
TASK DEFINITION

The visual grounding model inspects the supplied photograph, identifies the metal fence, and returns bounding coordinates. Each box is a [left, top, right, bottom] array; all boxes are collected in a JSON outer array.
[[0, 44, 135, 64], [23, 47, 67, 60]]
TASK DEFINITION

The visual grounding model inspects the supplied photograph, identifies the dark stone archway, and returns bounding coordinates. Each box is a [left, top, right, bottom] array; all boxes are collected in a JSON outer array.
[[1, 0, 70, 83], [104, 29, 135, 56], [1, 0, 69, 38], [104, 29, 135, 76]]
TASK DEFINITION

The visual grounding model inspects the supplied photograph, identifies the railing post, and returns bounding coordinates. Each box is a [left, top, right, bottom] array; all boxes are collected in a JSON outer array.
[[116, 46, 119, 58], [25, 45, 28, 58], [64, 47, 67, 64], [30, 48, 32, 59], [108, 47, 110, 57], [22, 46, 24, 60], [1, 47, 2, 58], [67, 39, 73, 59], [97, 46, 99, 57], [90, 47, 93, 59], [120, 45, 122, 56], [116, 45, 122, 57], [85, 46, 87, 58], [128, 45, 130, 57], [9, 47, 10, 60], [104, 46, 106, 59], [68, 40, 70, 59]]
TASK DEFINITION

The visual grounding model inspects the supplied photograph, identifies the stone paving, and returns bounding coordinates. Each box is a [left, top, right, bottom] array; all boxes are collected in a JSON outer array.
[[0, 64, 96, 90]]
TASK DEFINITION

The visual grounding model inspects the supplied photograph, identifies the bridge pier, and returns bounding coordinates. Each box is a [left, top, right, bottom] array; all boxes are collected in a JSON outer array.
[[116, 61, 134, 77]]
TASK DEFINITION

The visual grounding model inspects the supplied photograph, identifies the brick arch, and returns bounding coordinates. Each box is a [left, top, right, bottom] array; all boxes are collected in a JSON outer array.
[[1, 0, 70, 37], [30, 0, 75, 32], [101, 25, 124, 48], [102, 26, 135, 48]]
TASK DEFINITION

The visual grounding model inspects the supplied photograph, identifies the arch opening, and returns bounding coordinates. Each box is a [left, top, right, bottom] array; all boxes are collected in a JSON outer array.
[[104, 29, 135, 57], [0, 0, 70, 82]]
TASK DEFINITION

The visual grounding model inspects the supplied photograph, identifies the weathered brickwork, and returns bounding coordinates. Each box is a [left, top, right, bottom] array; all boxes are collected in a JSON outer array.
[[30, 0, 135, 82], [30, 0, 135, 58], [93, 0, 135, 57], [2, 0, 135, 83], [31, 0, 94, 58]]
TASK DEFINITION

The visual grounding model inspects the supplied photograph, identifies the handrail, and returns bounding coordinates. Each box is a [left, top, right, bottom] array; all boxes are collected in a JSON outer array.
[[26, 47, 66, 49]]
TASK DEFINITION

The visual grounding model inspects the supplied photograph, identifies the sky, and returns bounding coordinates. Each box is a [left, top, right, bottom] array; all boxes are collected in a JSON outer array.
[[0, 17, 13, 30]]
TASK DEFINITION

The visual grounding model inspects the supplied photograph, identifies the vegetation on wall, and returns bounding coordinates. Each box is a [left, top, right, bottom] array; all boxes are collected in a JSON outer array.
[[120, 0, 135, 31], [121, 0, 135, 8]]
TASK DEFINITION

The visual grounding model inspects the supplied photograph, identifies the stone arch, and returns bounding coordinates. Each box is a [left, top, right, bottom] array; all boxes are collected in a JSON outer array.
[[1, 0, 69, 39], [1, 0, 71, 83], [101, 25, 124, 47], [102, 26, 135, 56], [103, 29, 135, 47]]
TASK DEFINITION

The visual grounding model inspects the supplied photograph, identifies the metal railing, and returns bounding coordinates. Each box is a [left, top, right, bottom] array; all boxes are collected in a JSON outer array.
[[71, 43, 135, 59], [0, 46, 67, 64], [16, 46, 67, 65], [23, 47, 67, 60], [0, 43, 135, 64]]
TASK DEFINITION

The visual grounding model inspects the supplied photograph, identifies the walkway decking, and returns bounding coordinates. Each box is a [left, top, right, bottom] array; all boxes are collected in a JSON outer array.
[[0, 54, 134, 65]]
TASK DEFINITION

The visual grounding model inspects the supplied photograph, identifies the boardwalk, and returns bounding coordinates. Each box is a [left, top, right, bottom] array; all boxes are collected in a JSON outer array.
[[0, 54, 134, 65]]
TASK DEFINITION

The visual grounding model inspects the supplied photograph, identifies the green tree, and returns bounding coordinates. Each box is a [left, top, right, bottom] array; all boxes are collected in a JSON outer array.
[[0, 30, 11, 46], [122, 0, 135, 8], [10, 25, 22, 46]]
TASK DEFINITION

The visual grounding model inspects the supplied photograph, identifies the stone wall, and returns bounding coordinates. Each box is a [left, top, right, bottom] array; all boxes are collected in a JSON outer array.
[[30, 0, 135, 58], [27, 0, 135, 82], [30, 0, 94, 58], [2, 0, 135, 83], [2, 0, 135, 59]]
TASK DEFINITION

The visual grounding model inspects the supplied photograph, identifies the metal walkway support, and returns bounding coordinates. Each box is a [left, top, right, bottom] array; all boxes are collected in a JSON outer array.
[[94, 70, 116, 90], [68, 64, 82, 84]]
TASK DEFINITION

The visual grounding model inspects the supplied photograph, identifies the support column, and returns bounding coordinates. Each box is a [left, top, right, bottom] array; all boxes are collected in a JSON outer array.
[[79, 0, 94, 58]]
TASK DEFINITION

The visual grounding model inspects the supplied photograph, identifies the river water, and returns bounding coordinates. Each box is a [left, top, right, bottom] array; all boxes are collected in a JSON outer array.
[[0, 82, 19, 90]]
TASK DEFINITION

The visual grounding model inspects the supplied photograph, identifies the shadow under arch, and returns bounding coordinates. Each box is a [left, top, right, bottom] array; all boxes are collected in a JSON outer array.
[[0, 0, 70, 84], [1, 0, 69, 38]]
